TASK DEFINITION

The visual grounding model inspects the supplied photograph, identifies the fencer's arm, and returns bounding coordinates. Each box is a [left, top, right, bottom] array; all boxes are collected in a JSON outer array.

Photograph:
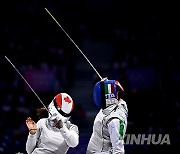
[[26, 121, 41, 154], [108, 118, 125, 154], [60, 124, 79, 147]]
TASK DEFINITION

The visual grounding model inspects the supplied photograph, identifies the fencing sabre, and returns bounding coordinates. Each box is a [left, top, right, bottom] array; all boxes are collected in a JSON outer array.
[[5, 56, 51, 115], [45, 8, 103, 80]]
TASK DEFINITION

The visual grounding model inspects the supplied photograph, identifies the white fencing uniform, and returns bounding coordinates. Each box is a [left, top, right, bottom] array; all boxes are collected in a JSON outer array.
[[26, 118, 79, 154], [87, 99, 128, 154]]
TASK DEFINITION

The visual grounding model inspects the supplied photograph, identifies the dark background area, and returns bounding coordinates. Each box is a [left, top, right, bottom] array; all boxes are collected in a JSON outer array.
[[0, 0, 179, 153]]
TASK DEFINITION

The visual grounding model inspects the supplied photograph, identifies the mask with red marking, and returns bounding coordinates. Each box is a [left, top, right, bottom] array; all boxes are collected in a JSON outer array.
[[93, 80, 124, 109], [48, 93, 74, 123]]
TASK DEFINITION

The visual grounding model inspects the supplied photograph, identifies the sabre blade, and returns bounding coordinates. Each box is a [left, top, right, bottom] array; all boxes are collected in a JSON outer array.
[[5, 56, 51, 115]]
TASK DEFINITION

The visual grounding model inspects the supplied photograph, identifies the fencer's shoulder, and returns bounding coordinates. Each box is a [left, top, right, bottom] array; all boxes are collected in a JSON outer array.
[[107, 109, 121, 120], [37, 118, 47, 125], [119, 99, 127, 106], [37, 118, 47, 123], [36, 118, 48, 129], [106, 101, 128, 123], [118, 99, 128, 114]]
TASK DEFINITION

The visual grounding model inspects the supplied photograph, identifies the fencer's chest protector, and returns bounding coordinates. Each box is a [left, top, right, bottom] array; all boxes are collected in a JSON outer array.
[[87, 100, 128, 153], [33, 119, 70, 154]]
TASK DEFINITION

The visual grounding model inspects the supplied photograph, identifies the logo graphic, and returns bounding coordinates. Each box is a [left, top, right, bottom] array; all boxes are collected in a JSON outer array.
[[104, 84, 115, 99], [64, 96, 72, 103]]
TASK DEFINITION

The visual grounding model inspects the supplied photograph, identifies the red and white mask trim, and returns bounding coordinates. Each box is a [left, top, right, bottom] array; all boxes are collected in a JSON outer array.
[[48, 93, 74, 123], [54, 93, 74, 115]]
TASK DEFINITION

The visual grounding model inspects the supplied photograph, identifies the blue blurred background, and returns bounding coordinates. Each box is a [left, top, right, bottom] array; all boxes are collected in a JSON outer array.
[[0, 0, 179, 153]]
